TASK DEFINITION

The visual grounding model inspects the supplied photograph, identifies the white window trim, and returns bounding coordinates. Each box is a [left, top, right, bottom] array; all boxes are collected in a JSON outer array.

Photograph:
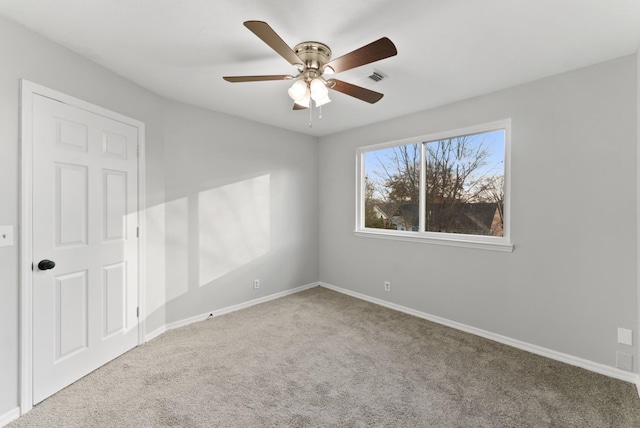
[[355, 119, 513, 252]]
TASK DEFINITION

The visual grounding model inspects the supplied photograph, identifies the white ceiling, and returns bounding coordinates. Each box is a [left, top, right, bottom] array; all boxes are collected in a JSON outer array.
[[1, 0, 640, 137]]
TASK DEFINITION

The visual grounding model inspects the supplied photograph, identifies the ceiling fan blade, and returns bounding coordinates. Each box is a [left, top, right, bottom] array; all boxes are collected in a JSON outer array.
[[323, 37, 397, 74], [293, 103, 308, 110], [327, 79, 384, 104], [223, 75, 294, 82], [244, 21, 304, 67]]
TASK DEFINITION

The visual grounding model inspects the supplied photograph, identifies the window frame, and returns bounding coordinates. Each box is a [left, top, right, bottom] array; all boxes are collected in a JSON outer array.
[[355, 119, 513, 252]]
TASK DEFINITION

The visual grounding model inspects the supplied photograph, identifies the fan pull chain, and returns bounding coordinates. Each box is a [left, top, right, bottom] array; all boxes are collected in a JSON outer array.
[[319, 105, 323, 120], [309, 102, 313, 128]]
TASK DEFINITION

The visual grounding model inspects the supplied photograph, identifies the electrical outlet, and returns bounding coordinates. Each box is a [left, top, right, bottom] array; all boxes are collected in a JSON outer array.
[[384, 281, 391, 292], [616, 351, 633, 371], [253, 279, 260, 289]]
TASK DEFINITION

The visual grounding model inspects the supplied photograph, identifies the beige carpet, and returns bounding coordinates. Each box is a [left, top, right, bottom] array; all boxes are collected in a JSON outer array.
[[9, 286, 640, 427]]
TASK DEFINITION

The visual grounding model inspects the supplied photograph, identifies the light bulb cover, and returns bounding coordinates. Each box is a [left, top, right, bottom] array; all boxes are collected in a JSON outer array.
[[310, 78, 329, 101], [314, 94, 331, 107], [288, 79, 308, 101], [294, 89, 311, 107]]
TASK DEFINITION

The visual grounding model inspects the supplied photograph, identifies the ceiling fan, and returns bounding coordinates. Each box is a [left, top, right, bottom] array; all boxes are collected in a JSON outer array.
[[223, 21, 397, 111]]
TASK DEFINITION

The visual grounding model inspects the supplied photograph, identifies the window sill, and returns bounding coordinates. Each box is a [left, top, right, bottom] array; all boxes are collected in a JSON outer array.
[[354, 229, 514, 252]]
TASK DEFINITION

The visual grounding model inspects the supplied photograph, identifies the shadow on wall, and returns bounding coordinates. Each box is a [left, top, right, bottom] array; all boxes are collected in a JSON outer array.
[[145, 174, 271, 316]]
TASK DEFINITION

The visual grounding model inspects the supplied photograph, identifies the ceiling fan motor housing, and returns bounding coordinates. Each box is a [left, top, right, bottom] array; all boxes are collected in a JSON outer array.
[[293, 42, 332, 73]]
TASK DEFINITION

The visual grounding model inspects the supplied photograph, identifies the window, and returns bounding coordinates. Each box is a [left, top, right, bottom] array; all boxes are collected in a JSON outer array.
[[356, 120, 512, 251]]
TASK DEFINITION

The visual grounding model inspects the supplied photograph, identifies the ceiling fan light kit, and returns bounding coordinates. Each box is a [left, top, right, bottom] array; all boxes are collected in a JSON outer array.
[[287, 79, 308, 102], [223, 21, 397, 126]]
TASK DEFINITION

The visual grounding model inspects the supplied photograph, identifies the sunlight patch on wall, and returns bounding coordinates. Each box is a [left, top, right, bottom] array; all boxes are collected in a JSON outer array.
[[165, 197, 189, 301], [198, 174, 270, 286], [142, 203, 166, 316]]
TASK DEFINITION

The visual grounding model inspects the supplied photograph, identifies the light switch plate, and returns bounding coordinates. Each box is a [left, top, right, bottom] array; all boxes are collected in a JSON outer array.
[[618, 328, 633, 346], [0, 225, 14, 247]]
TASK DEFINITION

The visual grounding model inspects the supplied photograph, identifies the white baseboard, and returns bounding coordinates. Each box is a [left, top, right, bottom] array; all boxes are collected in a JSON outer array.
[[145, 282, 319, 342], [145, 324, 167, 343], [0, 407, 20, 427], [319, 282, 640, 386]]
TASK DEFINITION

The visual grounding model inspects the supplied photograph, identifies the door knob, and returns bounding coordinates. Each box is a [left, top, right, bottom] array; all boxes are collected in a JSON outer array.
[[38, 259, 56, 271]]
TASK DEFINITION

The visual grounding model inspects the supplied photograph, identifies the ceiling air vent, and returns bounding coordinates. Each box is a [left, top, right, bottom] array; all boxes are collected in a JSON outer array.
[[367, 69, 388, 83]]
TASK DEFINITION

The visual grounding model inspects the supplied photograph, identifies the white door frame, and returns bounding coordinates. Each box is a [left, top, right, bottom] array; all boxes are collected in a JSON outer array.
[[19, 80, 146, 414]]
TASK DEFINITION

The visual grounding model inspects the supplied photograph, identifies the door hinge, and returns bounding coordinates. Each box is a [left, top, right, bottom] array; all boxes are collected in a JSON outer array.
[[136, 307, 140, 318], [136, 227, 139, 238]]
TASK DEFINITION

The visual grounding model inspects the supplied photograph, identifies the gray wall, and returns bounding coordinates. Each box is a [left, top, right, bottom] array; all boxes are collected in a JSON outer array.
[[318, 55, 638, 370], [158, 101, 318, 327], [0, 15, 319, 418]]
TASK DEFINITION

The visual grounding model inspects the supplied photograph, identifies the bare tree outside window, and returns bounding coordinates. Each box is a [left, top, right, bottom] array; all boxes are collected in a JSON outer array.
[[365, 143, 420, 231], [363, 129, 505, 237]]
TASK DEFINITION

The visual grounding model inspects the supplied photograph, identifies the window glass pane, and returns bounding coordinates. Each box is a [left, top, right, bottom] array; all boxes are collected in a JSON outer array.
[[364, 144, 420, 232], [424, 130, 504, 236]]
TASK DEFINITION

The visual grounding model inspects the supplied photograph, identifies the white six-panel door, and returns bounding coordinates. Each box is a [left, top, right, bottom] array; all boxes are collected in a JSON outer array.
[[31, 94, 139, 404]]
